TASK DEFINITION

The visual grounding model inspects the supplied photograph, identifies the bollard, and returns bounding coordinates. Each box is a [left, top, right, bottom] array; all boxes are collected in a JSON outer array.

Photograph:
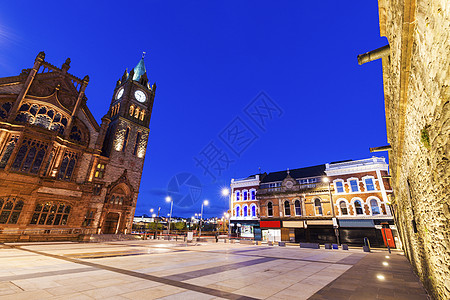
[[325, 243, 332, 249], [363, 237, 371, 252], [342, 244, 349, 250], [332, 244, 338, 250]]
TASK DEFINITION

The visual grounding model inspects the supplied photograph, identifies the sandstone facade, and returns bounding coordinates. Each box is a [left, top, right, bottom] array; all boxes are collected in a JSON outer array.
[[376, 0, 449, 298]]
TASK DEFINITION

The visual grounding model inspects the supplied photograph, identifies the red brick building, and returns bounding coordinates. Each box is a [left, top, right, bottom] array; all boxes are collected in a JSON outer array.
[[0, 52, 155, 241]]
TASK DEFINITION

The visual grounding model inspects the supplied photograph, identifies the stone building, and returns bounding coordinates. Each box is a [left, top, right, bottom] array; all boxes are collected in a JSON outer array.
[[358, 0, 449, 298], [0, 52, 155, 241]]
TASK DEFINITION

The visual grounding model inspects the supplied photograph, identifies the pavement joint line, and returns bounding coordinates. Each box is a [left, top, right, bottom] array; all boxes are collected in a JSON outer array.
[[0, 267, 97, 282], [5, 244, 259, 300]]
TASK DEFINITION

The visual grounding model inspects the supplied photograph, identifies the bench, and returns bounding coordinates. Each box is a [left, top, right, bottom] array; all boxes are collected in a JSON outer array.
[[300, 242, 320, 249]]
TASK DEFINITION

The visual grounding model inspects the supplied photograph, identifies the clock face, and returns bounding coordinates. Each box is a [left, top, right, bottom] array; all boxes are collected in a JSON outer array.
[[134, 90, 146, 103], [286, 181, 294, 189], [116, 88, 124, 100]]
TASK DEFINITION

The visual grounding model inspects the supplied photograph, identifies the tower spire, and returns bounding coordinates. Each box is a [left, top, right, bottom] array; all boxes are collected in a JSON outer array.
[[132, 53, 147, 81]]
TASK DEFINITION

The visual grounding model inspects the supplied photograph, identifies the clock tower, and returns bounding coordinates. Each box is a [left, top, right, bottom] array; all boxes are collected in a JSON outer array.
[[99, 54, 156, 233]]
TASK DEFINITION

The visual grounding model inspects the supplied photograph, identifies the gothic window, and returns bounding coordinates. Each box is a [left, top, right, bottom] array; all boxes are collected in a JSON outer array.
[[267, 202, 273, 217], [11, 139, 47, 174], [140, 110, 145, 121], [34, 115, 52, 129], [134, 107, 140, 119], [0, 135, 19, 169], [251, 205, 256, 217], [93, 184, 102, 195], [29, 104, 39, 116], [82, 210, 95, 227], [335, 181, 344, 193], [15, 112, 32, 123], [136, 132, 148, 158], [94, 163, 105, 179], [340, 201, 348, 215], [133, 132, 141, 155], [29, 202, 71, 226], [43, 149, 55, 176], [57, 151, 78, 181], [69, 126, 82, 142], [350, 179, 359, 192], [129, 105, 134, 117], [14, 103, 67, 134], [0, 102, 13, 119], [314, 198, 323, 216], [370, 199, 380, 215], [365, 178, 375, 191], [122, 128, 130, 152], [284, 200, 291, 216], [354, 200, 363, 215], [0, 197, 24, 224], [294, 200, 302, 216]]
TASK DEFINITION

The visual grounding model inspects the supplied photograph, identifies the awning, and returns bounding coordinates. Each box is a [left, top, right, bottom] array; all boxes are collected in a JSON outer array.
[[283, 221, 304, 228], [339, 219, 375, 228], [260, 221, 281, 228]]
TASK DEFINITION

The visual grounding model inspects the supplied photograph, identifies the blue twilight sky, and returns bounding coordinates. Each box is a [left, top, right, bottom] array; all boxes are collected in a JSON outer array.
[[0, 1, 389, 218]]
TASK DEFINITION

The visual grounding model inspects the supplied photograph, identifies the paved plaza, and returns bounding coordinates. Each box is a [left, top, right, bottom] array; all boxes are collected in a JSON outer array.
[[0, 240, 428, 299]]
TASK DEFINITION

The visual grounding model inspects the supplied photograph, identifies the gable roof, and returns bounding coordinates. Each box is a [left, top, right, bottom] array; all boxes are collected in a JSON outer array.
[[261, 164, 326, 183]]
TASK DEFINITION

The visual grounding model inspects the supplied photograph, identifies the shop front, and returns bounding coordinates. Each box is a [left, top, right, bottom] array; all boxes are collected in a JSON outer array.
[[260, 220, 282, 242], [338, 219, 398, 247], [230, 220, 260, 239]]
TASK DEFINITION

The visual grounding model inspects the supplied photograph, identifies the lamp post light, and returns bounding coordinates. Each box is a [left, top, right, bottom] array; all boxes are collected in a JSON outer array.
[[224, 212, 230, 238], [154, 207, 161, 239], [323, 177, 340, 245], [199, 200, 209, 237], [166, 196, 173, 238]]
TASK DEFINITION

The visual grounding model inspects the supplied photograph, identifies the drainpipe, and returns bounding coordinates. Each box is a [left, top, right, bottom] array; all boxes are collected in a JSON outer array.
[[357, 45, 390, 65]]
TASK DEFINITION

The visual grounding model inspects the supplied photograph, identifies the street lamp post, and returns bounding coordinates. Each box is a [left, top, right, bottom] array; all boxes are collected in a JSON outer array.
[[166, 196, 173, 238], [154, 207, 161, 239], [221, 188, 231, 240], [199, 200, 209, 237], [324, 177, 340, 245]]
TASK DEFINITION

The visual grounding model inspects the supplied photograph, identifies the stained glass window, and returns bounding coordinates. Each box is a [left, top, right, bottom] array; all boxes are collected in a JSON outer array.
[[0, 197, 24, 224], [30, 202, 71, 226], [0, 135, 19, 169]]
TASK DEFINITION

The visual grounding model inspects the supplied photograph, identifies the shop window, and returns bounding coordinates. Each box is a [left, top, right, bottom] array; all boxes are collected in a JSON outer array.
[[314, 198, 323, 216], [370, 199, 380, 215], [294, 200, 302, 216], [335, 181, 344, 193], [365, 178, 375, 191], [0, 135, 19, 169], [11, 139, 47, 174], [0, 197, 24, 224], [284, 201, 291, 216], [340, 201, 348, 215], [29, 202, 71, 226], [267, 202, 273, 217], [350, 180, 359, 192], [354, 200, 363, 215], [94, 163, 106, 179]]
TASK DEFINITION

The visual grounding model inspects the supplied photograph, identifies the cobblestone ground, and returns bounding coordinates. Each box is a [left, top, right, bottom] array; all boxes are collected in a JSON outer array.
[[0, 240, 429, 299]]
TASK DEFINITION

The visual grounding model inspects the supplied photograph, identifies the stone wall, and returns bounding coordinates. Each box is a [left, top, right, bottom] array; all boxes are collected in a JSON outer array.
[[377, 0, 449, 298]]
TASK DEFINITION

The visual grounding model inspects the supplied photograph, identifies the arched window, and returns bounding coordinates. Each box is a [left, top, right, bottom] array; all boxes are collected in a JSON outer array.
[[314, 198, 322, 216], [236, 191, 240, 201], [340, 201, 348, 215], [122, 128, 130, 152], [0, 135, 19, 169], [243, 205, 248, 217], [284, 201, 291, 216], [251, 205, 256, 217], [243, 191, 248, 200], [251, 190, 256, 200], [57, 151, 78, 181], [294, 200, 302, 216], [133, 132, 141, 155], [69, 126, 82, 142], [30, 202, 71, 226], [134, 107, 140, 119], [236, 206, 240, 217], [0, 197, 24, 224], [370, 199, 380, 215], [267, 202, 273, 217], [129, 105, 134, 117], [11, 139, 47, 174], [354, 200, 363, 215], [140, 110, 145, 121]]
